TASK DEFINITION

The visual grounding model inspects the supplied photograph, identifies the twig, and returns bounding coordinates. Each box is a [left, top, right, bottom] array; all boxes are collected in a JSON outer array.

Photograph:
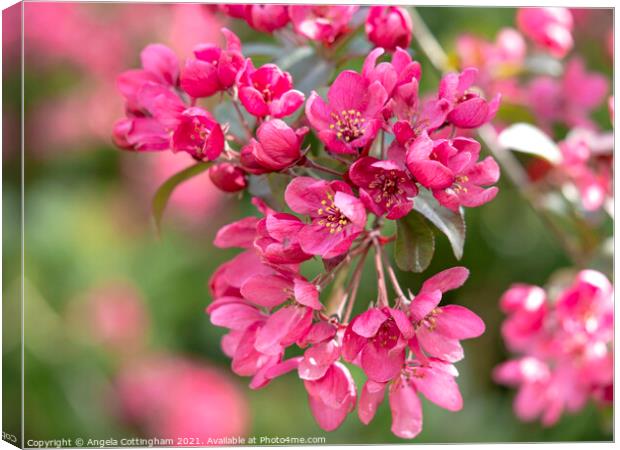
[[304, 158, 344, 177], [343, 246, 371, 323], [228, 92, 253, 139], [372, 236, 389, 308]]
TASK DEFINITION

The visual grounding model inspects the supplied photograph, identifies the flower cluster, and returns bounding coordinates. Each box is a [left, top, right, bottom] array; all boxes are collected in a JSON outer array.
[[455, 7, 612, 214], [112, 7, 502, 439], [494, 270, 613, 426]]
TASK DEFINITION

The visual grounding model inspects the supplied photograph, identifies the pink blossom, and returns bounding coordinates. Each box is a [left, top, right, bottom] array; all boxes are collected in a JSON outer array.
[[306, 70, 387, 154], [208, 163, 247, 193], [244, 5, 290, 33], [116, 355, 249, 443], [365, 6, 412, 52], [170, 107, 224, 161], [237, 61, 305, 118], [349, 156, 418, 220], [285, 177, 367, 259], [409, 267, 485, 362], [517, 7, 573, 58], [527, 58, 609, 131], [495, 270, 613, 426], [303, 362, 357, 431], [438, 68, 501, 129], [289, 5, 359, 45], [242, 119, 308, 171], [455, 28, 526, 103], [406, 134, 500, 211], [360, 359, 463, 439], [180, 28, 244, 98], [342, 307, 413, 382], [255, 212, 313, 264], [499, 284, 547, 353]]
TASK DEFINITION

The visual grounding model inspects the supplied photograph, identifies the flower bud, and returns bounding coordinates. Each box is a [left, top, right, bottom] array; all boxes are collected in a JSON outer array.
[[365, 6, 413, 52], [208, 163, 247, 193]]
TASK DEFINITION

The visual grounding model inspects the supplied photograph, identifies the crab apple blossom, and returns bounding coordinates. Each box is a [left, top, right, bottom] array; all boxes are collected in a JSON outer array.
[[349, 157, 418, 220], [236, 61, 305, 118], [439, 68, 501, 129], [285, 177, 367, 259], [113, 8, 506, 439], [209, 163, 247, 192], [306, 70, 387, 154], [405, 133, 500, 211], [180, 28, 244, 98], [289, 5, 359, 45], [527, 58, 609, 131], [495, 270, 613, 426], [365, 6, 413, 52], [244, 5, 290, 33], [516, 7, 573, 58], [171, 107, 225, 161], [242, 119, 308, 171]]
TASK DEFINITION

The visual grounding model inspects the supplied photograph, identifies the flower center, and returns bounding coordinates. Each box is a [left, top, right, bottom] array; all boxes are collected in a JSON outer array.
[[450, 175, 469, 194], [329, 110, 365, 143], [414, 308, 442, 332], [368, 171, 407, 207], [316, 192, 349, 234], [253, 81, 273, 102], [189, 118, 211, 155], [372, 319, 399, 348]]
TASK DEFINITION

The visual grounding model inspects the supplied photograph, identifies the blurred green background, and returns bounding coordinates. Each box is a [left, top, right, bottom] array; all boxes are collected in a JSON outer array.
[[2, 4, 613, 445]]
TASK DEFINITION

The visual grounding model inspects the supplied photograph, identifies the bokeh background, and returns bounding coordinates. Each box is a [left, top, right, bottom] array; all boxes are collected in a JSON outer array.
[[2, 3, 613, 444]]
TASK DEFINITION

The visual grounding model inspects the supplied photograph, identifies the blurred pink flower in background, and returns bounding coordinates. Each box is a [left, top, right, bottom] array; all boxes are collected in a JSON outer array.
[[494, 270, 613, 426], [24, 3, 227, 224], [516, 7, 573, 58], [527, 58, 609, 132], [116, 355, 249, 444], [455, 28, 526, 103]]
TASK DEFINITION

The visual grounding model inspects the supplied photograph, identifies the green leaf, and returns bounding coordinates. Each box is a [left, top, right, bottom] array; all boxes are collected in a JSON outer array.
[[152, 162, 211, 234], [395, 211, 435, 273], [295, 59, 335, 95], [413, 189, 466, 260], [242, 43, 284, 58]]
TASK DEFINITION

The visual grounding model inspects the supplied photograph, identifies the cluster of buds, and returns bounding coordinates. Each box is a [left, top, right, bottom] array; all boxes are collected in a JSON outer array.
[[494, 270, 613, 426], [112, 7, 502, 439]]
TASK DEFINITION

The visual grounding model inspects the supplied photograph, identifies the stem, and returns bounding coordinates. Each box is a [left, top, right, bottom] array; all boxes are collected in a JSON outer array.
[[304, 158, 344, 177], [407, 6, 585, 267], [389, 266, 409, 306], [228, 92, 253, 139], [343, 246, 370, 323], [372, 236, 389, 308]]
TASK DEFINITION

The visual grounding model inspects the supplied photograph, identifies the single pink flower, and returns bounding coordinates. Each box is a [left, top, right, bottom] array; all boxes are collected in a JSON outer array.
[[285, 177, 367, 259], [140, 43, 180, 87], [499, 284, 547, 352], [407, 135, 500, 211], [208, 163, 247, 193], [361, 359, 463, 439], [409, 267, 485, 362], [342, 307, 414, 382], [365, 6, 413, 52], [517, 7, 573, 58], [303, 362, 357, 431], [349, 156, 418, 220], [255, 212, 313, 264], [237, 60, 305, 118], [242, 119, 308, 171], [438, 68, 501, 129], [170, 107, 224, 161], [180, 28, 244, 98], [305, 70, 387, 154], [289, 5, 359, 45], [244, 5, 290, 33]]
